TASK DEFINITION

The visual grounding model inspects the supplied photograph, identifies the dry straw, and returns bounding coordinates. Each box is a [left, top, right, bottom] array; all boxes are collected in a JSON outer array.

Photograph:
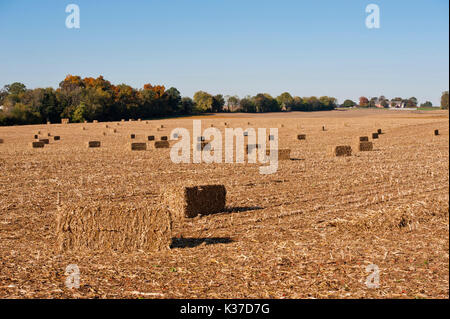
[[56, 201, 172, 252], [164, 184, 226, 218], [87, 141, 101, 148], [130, 142, 147, 151], [332, 145, 352, 157], [358, 141, 373, 151]]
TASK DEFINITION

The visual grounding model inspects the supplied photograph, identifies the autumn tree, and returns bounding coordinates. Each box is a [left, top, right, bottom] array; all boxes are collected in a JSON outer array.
[[441, 91, 449, 109]]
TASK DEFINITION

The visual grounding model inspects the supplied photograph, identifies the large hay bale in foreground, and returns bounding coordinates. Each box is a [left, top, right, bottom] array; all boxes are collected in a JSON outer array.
[[31, 141, 44, 148], [153, 141, 170, 148], [164, 185, 226, 218], [266, 149, 291, 160], [130, 142, 147, 151], [297, 134, 306, 140], [87, 141, 101, 148], [359, 136, 369, 142], [332, 145, 352, 157], [56, 201, 172, 252], [358, 141, 373, 151]]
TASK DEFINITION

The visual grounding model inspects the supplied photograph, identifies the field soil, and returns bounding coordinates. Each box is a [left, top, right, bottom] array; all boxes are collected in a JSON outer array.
[[0, 109, 448, 298]]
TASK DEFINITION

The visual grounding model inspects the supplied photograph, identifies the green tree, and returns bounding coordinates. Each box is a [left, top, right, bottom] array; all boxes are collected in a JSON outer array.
[[72, 102, 88, 123], [441, 91, 449, 109], [342, 99, 356, 108], [212, 94, 225, 112], [276, 92, 294, 110], [193, 91, 213, 112]]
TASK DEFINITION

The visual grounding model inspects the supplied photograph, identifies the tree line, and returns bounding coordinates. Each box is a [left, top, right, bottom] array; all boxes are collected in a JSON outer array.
[[0, 75, 337, 126]]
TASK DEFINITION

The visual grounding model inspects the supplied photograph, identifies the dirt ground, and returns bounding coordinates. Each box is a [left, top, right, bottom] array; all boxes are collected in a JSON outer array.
[[0, 108, 448, 299]]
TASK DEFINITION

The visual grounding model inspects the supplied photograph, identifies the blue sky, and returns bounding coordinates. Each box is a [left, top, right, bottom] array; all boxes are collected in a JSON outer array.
[[0, 0, 448, 105]]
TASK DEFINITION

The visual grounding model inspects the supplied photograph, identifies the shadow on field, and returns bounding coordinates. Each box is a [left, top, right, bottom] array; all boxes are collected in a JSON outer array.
[[223, 206, 263, 213], [170, 237, 233, 248]]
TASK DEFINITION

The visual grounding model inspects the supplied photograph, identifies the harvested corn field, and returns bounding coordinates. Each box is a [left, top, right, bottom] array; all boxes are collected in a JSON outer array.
[[0, 109, 448, 299]]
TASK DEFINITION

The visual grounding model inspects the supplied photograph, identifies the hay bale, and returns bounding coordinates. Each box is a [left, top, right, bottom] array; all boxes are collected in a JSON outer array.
[[34, 135, 38, 139], [39, 138, 50, 144], [93, 120, 98, 123], [297, 134, 306, 140], [104, 124, 109, 128], [434, 129, 439, 136], [377, 129, 382, 134], [223, 122, 228, 126], [56, 201, 172, 252], [243, 131, 249, 137], [47, 133, 51, 137], [372, 133, 379, 139], [81, 127, 86, 131], [148, 135, 155, 141], [37, 130, 41, 134], [121, 119, 125, 122], [103, 132, 107, 136], [61, 118, 69, 124], [47, 121, 51, 125], [358, 141, 373, 151], [138, 118, 142, 122], [112, 129, 117, 133], [53, 136, 60, 141], [0, 138, 4, 144], [246, 144, 261, 154], [130, 134, 136, 139], [164, 185, 226, 218], [266, 149, 291, 160], [153, 141, 170, 148], [160, 136, 168, 141], [332, 145, 352, 157], [322, 126, 326, 131], [130, 142, 147, 151], [359, 136, 369, 142], [31, 141, 44, 148], [269, 135, 275, 141], [87, 141, 101, 148], [160, 124, 164, 129]]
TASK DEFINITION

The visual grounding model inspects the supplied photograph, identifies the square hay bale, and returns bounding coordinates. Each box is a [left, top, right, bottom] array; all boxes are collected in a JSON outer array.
[[0, 138, 4, 144], [47, 121, 51, 125], [104, 124, 109, 128], [87, 141, 101, 148], [153, 141, 170, 148], [434, 129, 439, 136], [223, 122, 228, 126], [112, 129, 117, 133], [130, 134, 136, 139], [160, 124, 165, 129], [81, 127, 86, 131], [332, 145, 352, 157], [47, 133, 51, 137], [269, 135, 275, 141], [61, 118, 69, 124], [358, 141, 373, 151], [130, 142, 147, 151], [164, 185, 226, 218], [377, 129, 382, 134], [56, 201, 172, 252], [103, 132, 107, 136], [197, 141, 211, 151], [37, 130, 41, 134], [372, 133, 379, 139], [31, 141, 44, 148], [121, 119, 125, 122], [266, 149, 291, 160], [34, 135, 38, 139], [297, 134, 306, 140], [39, 138, 50, 144], [53, 136, 60, 141], [210, 124, 214, 127], [160, 136, 168, 141], [246, 144, 261, 154], [359, 136, 369, 142], [138, 118, 142, 122], [322, 126, 326, 131], [93, 120, 98, 123], [148, 135, 155, 141]]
